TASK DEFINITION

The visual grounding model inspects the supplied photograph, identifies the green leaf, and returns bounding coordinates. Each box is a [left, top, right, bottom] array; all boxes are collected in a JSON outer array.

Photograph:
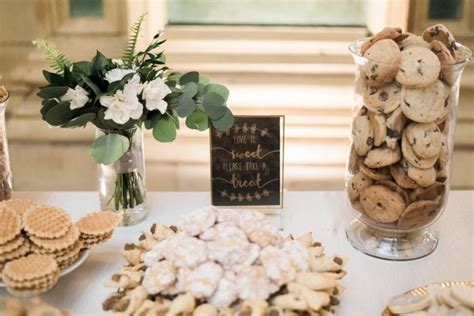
[[42, 101, 73, 126], [211, 108, 235, 131], [203, 83, 229, 101], [72, 61, 91, 76], [181, 82, 198, 98], [122, 12, 147, 68], [82, 76, 102, 96], [176, 95, 196, 118], [179, 71, 199, 85], [186, 109, 209, 131], [153, 117, 177, 142], [91, 50, 109, 76], [33, 39, 72, 73], [203, 92, 227, 120], [42, 70, 65, 86], [144, 111, 162, 129], [90, 134, 130, 165], [40, 99, 59, 116], [37, 86, 69, 99], [63, 66, 77, 86], [199, 76, 209, 84], [62, 112, 96, 128]]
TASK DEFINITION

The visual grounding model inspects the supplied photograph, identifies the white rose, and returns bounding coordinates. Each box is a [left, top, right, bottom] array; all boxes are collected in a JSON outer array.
[[61, 85, 90, 110], [104, 68, 135, 83], [142, 78, 172, 114]]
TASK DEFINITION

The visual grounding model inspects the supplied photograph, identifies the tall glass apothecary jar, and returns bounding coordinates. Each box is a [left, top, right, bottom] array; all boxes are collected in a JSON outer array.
[[0, 85, 12, 201], [345, 38, 471, 260]]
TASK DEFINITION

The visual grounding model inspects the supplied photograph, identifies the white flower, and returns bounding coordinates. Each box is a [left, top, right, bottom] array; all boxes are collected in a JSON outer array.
[[99, 75, 144, 125], [61, 85, 90, 110], [104, 68, 135, 83], [142, 78, 172, 114]]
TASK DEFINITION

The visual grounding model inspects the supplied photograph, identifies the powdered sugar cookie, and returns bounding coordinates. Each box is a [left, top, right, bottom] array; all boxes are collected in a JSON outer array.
[[243, 222, 282, 248], [260, 246, 297, 286], [142, 260, 176, 294], [281, 240, 309, 272], [208, 271, 238, 308], [177, 208, 216, 236], [184, 261, 223, 298], [236, 265, 275, 300]]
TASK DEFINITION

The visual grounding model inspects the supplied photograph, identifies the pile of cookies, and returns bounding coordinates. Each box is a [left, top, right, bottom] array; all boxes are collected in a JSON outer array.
[[0, 198, 121, 296], [0, 296, 69, 315], [347, 24, 472, 230], [103, 209, 347, 315], [387, 283, 474, 315]]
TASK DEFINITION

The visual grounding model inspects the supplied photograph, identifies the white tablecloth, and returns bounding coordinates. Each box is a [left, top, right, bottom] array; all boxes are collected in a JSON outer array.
[[1, 191, 473, 316]]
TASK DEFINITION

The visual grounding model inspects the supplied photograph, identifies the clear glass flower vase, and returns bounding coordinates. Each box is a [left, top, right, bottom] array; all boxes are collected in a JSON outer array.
[[0, 96, 12, 201], [345, 39, 471, 260], [97, 127, 147, 226]]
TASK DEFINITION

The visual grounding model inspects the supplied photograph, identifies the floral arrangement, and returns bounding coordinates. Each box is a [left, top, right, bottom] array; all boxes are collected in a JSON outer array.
[[34, 14, 234, 214]]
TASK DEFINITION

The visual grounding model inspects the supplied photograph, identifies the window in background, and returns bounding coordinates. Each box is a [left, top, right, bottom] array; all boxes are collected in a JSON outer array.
[[428, 0, 463, 20], [70, 0, 104, 17], [168, 0, 367, 26]]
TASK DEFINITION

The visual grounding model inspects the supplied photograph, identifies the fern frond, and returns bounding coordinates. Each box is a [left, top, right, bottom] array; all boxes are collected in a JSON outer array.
[[33, 39, 72, 73], [122, 12, 147, 67]]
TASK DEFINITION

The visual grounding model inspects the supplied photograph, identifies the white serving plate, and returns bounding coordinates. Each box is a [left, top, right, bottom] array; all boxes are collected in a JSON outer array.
[[0, 249, 90, 288]]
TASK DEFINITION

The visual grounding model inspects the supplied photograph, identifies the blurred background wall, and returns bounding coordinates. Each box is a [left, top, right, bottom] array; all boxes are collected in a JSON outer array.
[[0, 0, 473, 191]]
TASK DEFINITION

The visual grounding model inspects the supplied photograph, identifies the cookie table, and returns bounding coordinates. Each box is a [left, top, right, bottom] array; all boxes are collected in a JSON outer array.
[[1, 191, 472, 315]]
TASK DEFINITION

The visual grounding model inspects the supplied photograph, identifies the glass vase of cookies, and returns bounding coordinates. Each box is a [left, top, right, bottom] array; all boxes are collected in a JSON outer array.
[[345, 25, 472, 260], [0, 83, 12, 201]]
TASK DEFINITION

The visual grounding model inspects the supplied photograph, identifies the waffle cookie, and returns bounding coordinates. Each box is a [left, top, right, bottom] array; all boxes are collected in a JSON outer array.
[[24, 206, 71, 239], [0, 234, 25, 256], [76, 211, 121, 236], [29, 225, 80, 252], [80, 231, 113, 249], [0, 198, 38, 219], [2, 254, 59, 297], [0, 208, 22, 245]]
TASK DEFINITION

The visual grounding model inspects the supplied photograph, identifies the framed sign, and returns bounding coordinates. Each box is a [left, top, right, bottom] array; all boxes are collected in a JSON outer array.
[[210, 115, 284, 208]]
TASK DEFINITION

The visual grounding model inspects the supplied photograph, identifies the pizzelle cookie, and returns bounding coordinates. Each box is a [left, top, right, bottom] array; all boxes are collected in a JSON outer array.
[[0, 208, 22, 245], [363, 81, 402, 114], [360, 185, 406, 223], [24, 206, 71, 239], [396, 46, 440, 87], [398, 200, 440, 230], [361, 39, 401, 87], [400, 80, 445, 123]]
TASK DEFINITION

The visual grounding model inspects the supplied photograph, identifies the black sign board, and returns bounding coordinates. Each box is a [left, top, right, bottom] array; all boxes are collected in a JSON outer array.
[[210, 116, 284, 208]]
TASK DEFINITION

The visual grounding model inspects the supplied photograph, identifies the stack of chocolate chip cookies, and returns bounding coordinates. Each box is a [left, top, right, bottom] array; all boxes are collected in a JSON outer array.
[[347, 24, 472, 230]]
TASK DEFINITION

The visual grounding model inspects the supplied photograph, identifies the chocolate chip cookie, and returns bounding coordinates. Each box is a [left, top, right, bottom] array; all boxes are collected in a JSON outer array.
[[361, 39, 401, 87], [400, 80, 445, 123], [396, 46, 440, 87], [352, 115, 374, 156], [364, 146, 401, 168], [363, 81, 402, 114], [360, 185, 406, 223], [405, 122, 443, 159]]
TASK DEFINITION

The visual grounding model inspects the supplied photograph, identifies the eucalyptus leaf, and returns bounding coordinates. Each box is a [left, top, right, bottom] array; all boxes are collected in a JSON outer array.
[[203, 92, 227, 120], [199, 76, 209, 84], [37, 86, 69, 99], [179, 71, 199, 85], [90, 134, 130, 165], [153, 117, 177, 142], [176, 95, 196, 118], [42, 101, 73, 126], [181, 82, 198, 98], [203, 83, 229, 101], [62, 112, 96, 128], [144, 111, 162, 129], [211, 108, 235, 131], [185, 109, 209, 131]]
